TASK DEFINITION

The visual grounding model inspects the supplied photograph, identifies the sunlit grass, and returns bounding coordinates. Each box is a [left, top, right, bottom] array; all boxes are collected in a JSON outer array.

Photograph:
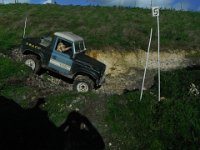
[[0, 4, 199, 53]]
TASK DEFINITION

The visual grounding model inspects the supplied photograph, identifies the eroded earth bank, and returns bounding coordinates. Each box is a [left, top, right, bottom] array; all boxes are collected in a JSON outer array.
[[12, 48, 200, 95], [87, 49, 200, 94]]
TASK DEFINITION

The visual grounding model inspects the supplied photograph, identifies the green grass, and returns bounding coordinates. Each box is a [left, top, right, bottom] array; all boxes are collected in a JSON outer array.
[[0, 55, 32, 107], [105, 69, 200, 149], [0, 55, 31, 86], [1, 4, 200, 149], [105, 92, 157, 149], [0, 4, 200, 55], [44, 92, 101, 126], [0, 85, 33, 108], [43, 92, 85, 126], [152, 69, 200, 99]]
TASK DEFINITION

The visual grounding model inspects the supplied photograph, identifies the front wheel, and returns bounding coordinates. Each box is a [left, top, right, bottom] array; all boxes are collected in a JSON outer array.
[[73, 75, 94, 92], [23, 55, 41, 73]]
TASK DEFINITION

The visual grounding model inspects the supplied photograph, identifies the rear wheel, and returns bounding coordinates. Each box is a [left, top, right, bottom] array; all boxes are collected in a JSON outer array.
[[73, 75, 94, 92], [23, 55, 41, 73]]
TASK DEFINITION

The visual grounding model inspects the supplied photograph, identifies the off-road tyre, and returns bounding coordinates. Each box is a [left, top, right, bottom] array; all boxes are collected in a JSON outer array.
[[23, 55, 41, 74], [73, 75, 94, 92]]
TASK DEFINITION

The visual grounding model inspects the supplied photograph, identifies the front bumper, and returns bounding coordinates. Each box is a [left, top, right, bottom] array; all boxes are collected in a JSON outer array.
[[98, 74, 106, 86]]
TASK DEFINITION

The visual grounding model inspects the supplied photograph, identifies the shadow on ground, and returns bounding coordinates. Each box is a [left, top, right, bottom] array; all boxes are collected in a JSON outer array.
[[0, 96, 105, 150]]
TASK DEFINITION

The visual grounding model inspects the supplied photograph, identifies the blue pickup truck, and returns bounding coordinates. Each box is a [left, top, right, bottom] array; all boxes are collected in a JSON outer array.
[[21, 32, 106, 92]]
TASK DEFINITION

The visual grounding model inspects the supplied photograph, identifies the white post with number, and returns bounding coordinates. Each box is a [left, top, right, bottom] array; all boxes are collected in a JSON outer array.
[[152, 7, 161, 101]]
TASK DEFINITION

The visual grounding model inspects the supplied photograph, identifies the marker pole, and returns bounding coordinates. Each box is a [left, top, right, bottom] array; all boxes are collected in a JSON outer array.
[[152, 7, 160, 101], [23, 17, 27, 38], [140, 28, 153, 101], [157, 14, 160, 101]]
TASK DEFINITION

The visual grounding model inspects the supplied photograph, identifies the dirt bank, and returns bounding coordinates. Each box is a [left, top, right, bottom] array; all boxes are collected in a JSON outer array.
[[87, 49, 200, 94], [11, 49, 200, 95]]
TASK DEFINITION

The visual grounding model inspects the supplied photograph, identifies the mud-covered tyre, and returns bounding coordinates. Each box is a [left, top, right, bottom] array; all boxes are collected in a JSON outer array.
[[23, 55, 41, 73], [73, 75, 94, 92]]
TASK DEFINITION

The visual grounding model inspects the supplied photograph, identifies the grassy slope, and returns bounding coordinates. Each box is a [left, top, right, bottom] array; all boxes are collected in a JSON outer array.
[[0, 4, 200, 54], [0, 55, 32, 107], [106, 69, 200, 149], [0, 4, 200, 149], [1, 55, 200, 149]]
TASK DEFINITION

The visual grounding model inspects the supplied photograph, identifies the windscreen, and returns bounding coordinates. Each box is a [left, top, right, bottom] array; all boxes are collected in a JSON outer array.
[[40, 36, 52, 47], [74, 41, 86, 53]]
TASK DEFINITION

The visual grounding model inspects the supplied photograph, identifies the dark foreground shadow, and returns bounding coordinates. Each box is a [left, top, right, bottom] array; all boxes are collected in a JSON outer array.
[[60, 111, 105, 150], [0, 96, 105, 150]]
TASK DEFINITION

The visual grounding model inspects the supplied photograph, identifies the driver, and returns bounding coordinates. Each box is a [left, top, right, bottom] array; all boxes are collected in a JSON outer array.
[[57, 42, 71, 52]]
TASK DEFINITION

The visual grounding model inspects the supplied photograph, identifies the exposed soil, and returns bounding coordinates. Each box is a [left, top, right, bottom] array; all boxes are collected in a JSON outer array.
[[10, 48, 200, 96], [11, 48, 157, 96]]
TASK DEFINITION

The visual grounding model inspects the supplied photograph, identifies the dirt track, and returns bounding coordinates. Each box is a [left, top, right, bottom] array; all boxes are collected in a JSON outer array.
[[11, 48, 200, 95]]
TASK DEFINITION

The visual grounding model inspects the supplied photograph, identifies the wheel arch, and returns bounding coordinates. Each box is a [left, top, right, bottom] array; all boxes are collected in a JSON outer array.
[[23, 54, 41, 73], [73, 72, 96, 85], [23, 50, 43, 61]]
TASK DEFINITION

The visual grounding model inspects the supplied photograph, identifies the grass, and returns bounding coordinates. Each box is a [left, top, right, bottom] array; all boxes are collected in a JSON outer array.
[[105, 70, 200, 149], [152, 69, 200, 99], [0, 4, 199, 55], [0, 55, 30, 87], [43, 92, 87, 126], [0, 55, 32, 107], [0, 85, 33, 108], [0, 4, 200, 149]]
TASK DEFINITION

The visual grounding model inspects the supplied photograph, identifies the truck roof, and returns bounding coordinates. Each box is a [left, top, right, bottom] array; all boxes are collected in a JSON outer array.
[[54, 32, 84, 42]]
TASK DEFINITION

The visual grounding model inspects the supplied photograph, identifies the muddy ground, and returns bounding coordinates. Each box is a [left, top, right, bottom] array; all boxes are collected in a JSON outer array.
[[11, 48, 157, 96], [11, 48, 200, 96]]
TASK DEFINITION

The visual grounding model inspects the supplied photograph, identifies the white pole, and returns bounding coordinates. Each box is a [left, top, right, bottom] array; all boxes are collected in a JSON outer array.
[[140, 28, 153, 101], [157, 13, 160, 101], [152, 6, 160, 101], [23, 17, 27, 38]]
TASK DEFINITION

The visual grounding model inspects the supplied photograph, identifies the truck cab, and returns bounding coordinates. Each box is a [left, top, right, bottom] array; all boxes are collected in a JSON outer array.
[[21, 32, 106, 92]]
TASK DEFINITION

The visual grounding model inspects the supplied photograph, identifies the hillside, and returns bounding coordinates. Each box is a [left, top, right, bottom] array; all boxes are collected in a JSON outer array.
[[0, 4, 200, 55], [0, 4, 200, 150], [1, 53, 200, 149]]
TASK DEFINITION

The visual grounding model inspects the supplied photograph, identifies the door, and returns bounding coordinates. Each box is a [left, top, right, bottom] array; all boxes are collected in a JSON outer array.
[[48, 39, 73, 75]]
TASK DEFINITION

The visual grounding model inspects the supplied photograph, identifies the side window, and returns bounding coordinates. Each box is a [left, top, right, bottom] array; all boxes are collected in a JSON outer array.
[[56, 39, 72, 55]]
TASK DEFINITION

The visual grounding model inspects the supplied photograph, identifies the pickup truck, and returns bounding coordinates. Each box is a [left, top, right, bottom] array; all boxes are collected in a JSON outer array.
[[21, 32, 106, 92]]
